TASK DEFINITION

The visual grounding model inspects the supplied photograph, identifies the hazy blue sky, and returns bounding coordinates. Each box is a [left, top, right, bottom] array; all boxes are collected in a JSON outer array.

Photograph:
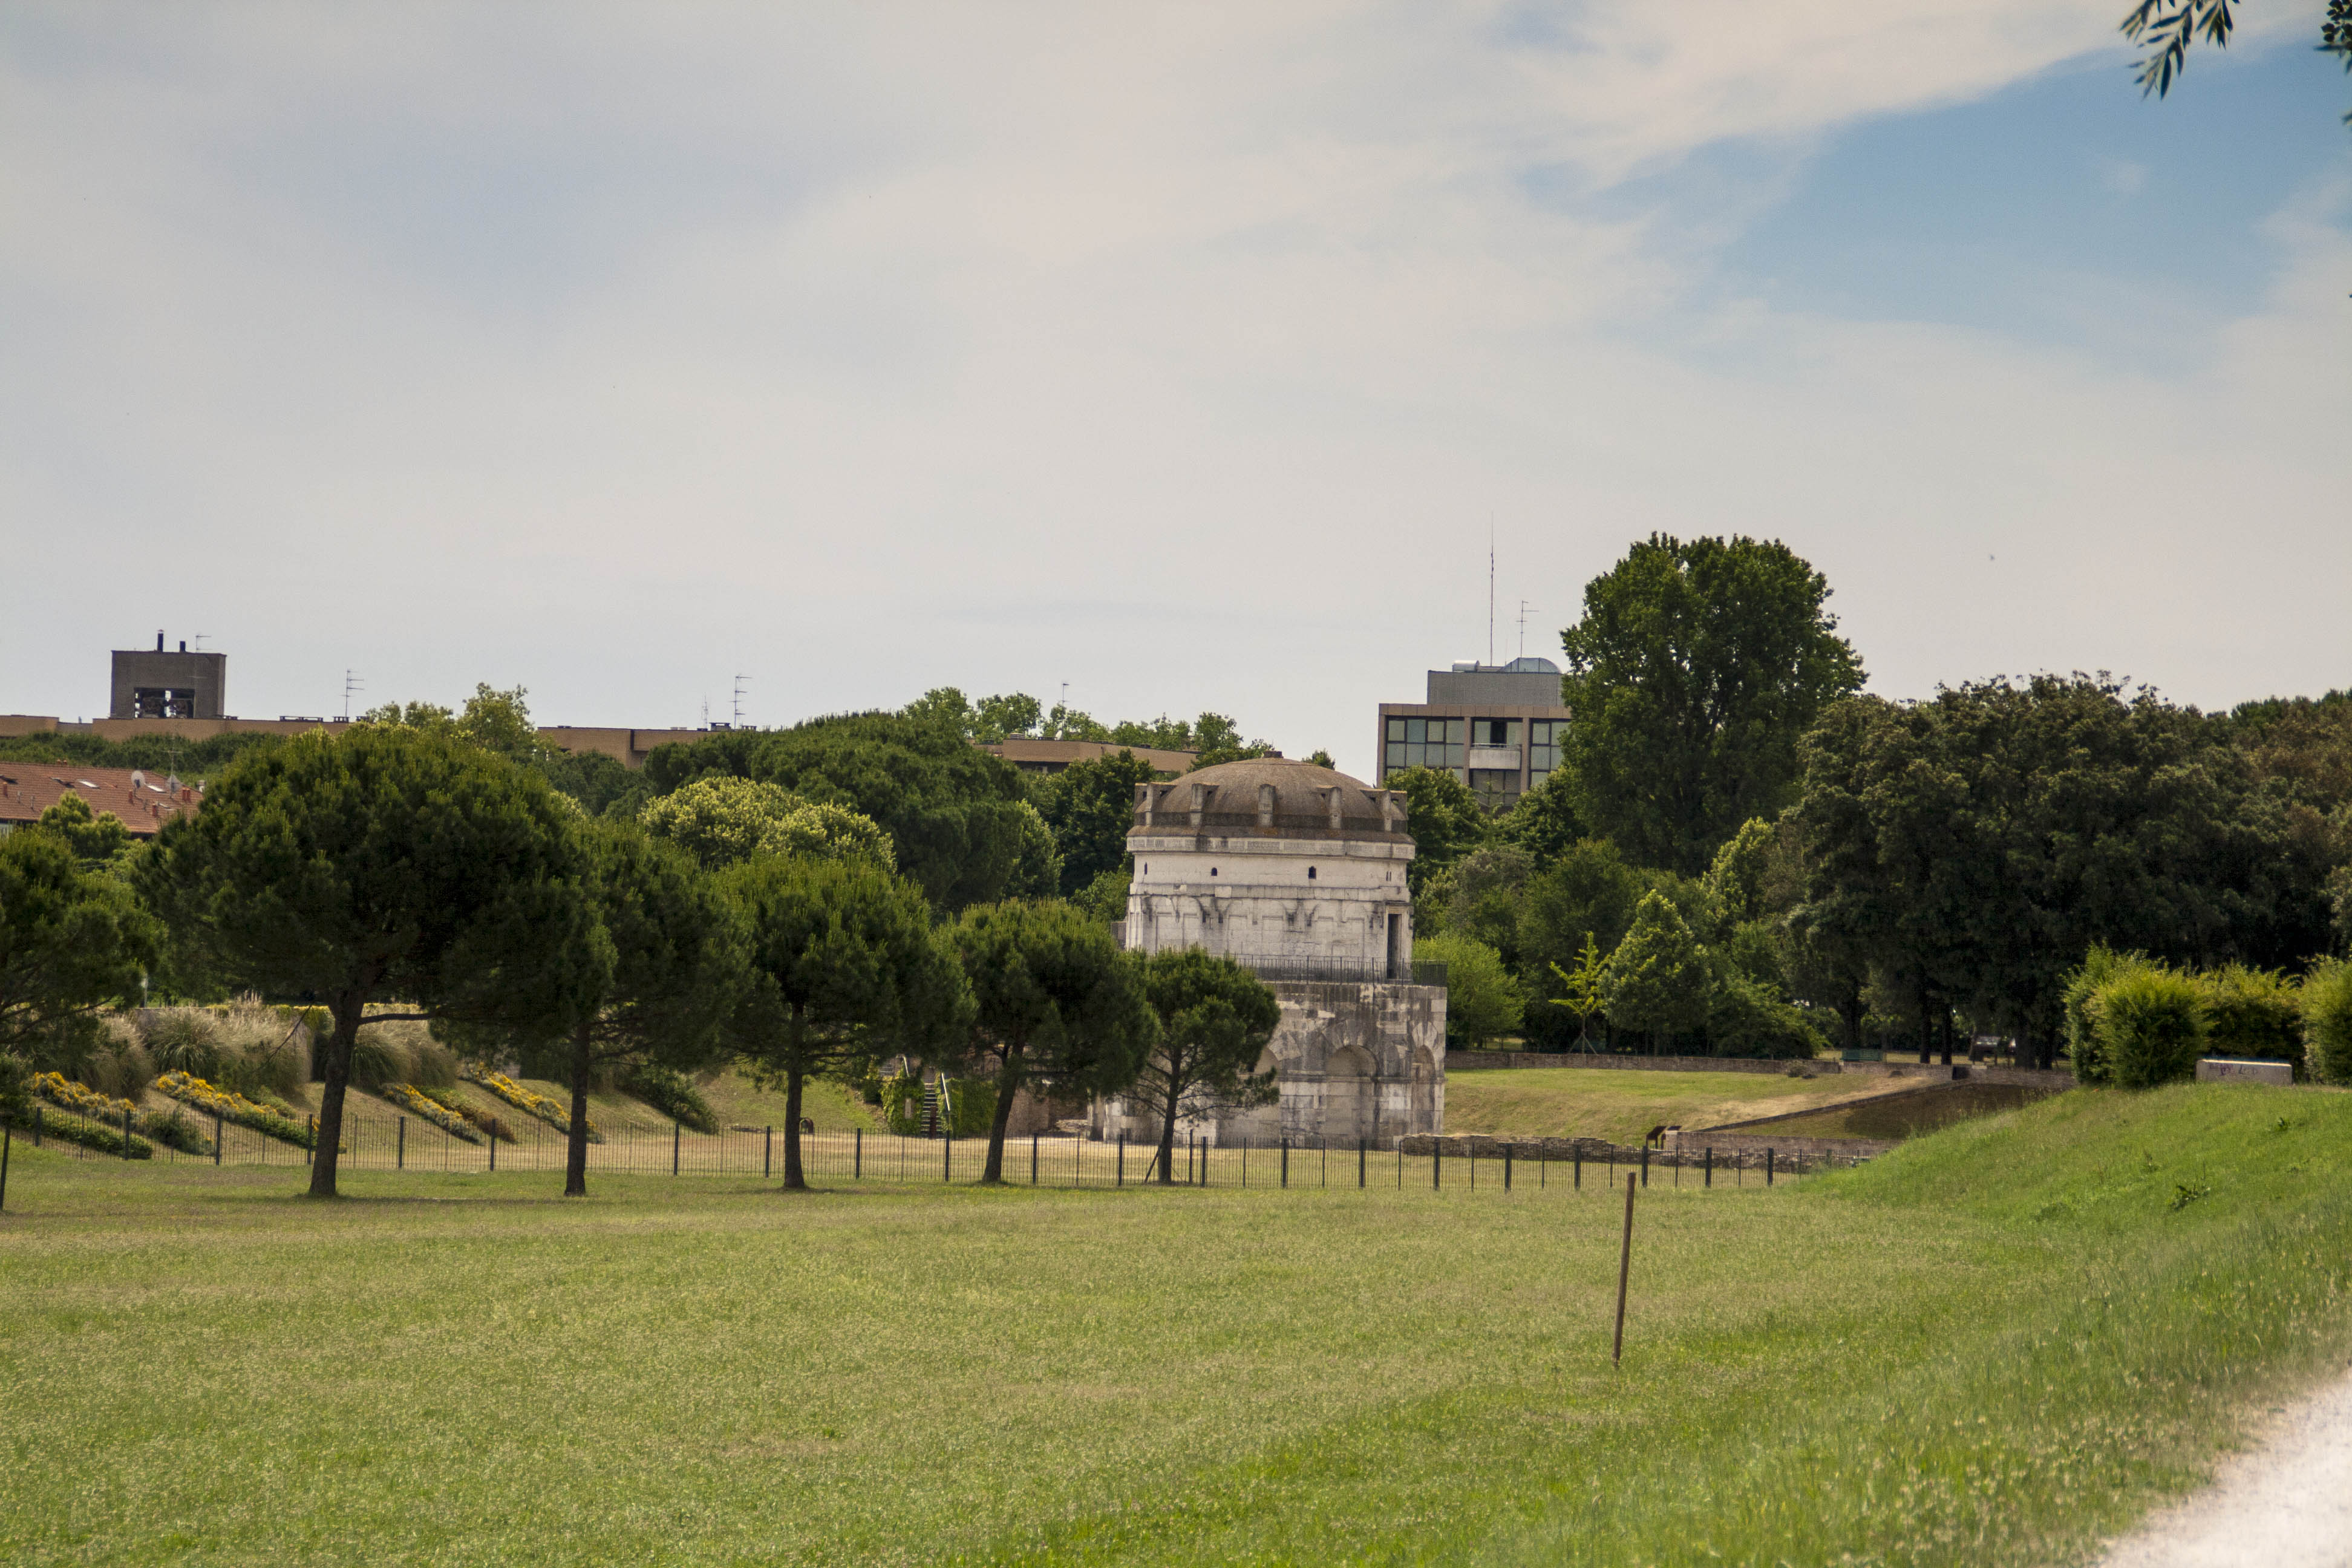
[[4, 2, 2345, 778]]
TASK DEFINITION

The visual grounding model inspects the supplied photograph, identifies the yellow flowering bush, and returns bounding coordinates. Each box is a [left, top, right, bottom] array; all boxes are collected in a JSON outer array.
[[463, 1065, 599, 1142], [34, 1071, 134, 1120], [36, 1072, 214, 1155], [156, 1071, 314, 1149], [379, 1082, 483, 1143]]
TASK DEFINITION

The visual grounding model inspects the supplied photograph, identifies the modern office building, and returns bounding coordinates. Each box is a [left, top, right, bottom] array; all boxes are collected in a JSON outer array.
[[1374, 657, 1570, 810]]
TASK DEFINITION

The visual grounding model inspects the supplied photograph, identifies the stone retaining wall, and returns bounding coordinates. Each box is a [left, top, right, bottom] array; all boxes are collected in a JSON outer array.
[[1447, 1051, 2074, 1091], [1396, 1131, 1892, 1168]]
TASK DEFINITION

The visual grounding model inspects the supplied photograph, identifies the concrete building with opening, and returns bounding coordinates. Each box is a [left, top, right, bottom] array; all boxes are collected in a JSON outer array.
[[1093, 756, 1446, 1150], [111, 634, 227, 721], [1374, 656, 1570, 811]]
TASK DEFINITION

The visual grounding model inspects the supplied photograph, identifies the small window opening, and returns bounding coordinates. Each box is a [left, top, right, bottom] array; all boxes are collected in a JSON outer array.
[[1210, 867, 1218, 877], [1308, 866, 1318, 880]]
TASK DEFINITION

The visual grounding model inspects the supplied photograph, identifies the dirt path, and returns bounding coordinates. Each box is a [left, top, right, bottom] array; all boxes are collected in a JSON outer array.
[[2098, 1364, 2352, 1567]]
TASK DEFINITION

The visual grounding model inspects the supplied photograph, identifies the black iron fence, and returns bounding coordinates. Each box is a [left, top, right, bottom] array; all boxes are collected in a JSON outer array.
[[7, 1105, 1852, 1194]]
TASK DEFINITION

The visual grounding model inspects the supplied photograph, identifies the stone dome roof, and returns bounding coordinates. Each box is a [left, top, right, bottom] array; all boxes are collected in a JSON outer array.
[[1128, 756, 1411, 844]]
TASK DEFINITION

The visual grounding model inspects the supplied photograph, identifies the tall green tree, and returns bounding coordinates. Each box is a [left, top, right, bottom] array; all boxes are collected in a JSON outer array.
[[946, 901, 1154, 1184], [1034, 750, 1161, 894], [137, 728, 599, 1197], [1414, 932, 1524, 1048], [641, 776, 896, 873], [1390, 765, 1487, 898], [0, 826, 159, 1063], [1558, 534, 1864, 875], [511, 821, 743, 1198], [1600, 890, 1712, 1051], [29, 793, 135, 871], [1130, 948, 1279, 1184], [646, 711, 1040, 913], [727, 855, 967, 1189]]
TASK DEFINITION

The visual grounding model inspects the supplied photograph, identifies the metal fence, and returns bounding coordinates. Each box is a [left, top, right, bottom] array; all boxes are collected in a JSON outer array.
[[8, 1104, 1852, 1194]]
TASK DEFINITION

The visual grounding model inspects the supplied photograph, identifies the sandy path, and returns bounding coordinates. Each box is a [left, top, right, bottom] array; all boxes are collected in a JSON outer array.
[[2098, 1364, 2352, 1567]]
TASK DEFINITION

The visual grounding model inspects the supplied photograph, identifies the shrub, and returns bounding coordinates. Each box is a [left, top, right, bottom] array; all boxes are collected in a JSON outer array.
[[28, 1070, 211, 1154], [2305, 959, 2352, 1086], [377, 1081, 483, 1143], [463, 1065, 598, 1140], [155, 1071, 315, 1148], [2094, 967, 2207, 1089], [1705, 972, 1826, 1059], [2062, 947, 2152, 1085], [620, 1062, 717, 1132], [1413, 933, 1524, 1047], [2198, 965, 2304, 1077], [22, 1106, 154, 1157]]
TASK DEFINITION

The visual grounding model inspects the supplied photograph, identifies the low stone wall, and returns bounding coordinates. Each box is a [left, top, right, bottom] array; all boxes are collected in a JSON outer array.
[[1446, 1051, 1827, 1076], [1396, 1131, 1890, 1168], [1447, 1051, 2074, 1090]]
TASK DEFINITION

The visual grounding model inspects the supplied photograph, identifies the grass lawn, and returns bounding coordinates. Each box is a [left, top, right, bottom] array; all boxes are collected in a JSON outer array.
[[4, 1084, 2350, 1566], [1443, 1063, 1903, 1144]]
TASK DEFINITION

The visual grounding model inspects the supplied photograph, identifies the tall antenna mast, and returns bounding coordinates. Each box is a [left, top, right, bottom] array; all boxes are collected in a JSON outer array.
[[1488, 519, 1496, 667], [733, 675, 748, 728], [1517, 599, 1536, 661], [341, 669, 363, 723]]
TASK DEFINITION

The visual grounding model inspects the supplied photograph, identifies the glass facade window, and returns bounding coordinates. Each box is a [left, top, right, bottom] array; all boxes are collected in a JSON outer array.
[[1527, 720, 1561, 783], [1384, 716, 1464, 774], [1472, 718, 1523, 749]]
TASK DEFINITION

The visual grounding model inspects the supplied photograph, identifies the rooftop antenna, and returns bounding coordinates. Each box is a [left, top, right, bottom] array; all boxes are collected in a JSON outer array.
[[1488, 519, 1496, 668], [1517, 599, 1536, 661], [733, 675, 748, 728], [701, 696, 711, 729], [341, 670, 363, 723], [191, 633, 209, 653]]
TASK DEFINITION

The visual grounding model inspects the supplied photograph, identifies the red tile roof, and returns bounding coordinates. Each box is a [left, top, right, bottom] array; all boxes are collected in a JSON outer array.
[[0, 765, 203, 838]]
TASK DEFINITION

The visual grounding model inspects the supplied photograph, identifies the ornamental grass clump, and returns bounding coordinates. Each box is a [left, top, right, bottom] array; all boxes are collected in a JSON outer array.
[[155, 1071, 313, 1148], [2094, 966, 2208, 1089], [137, 999, 310, 1101], [350, 1021, 460, 1091]]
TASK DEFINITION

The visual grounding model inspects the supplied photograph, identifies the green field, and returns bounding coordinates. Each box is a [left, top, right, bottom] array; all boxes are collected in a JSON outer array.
[[1442, 1063, 1907, 1144], [4, 1084, 2349, 1566]]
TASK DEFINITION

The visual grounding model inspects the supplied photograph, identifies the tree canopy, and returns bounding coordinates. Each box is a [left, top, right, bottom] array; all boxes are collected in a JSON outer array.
[[2120, 0, 2352, 128], [726, 854, 965, 1189], [1130, 948, 1279, 1183], [0, 825, 159, 1064], [946, 900, 1153, 1183], [1558, 533, 1864, 877], [137, 727, 599, 1197], [645, 712, 1044, 913], [1032, 748, 1159, 895], [640, 776, 895, 874]]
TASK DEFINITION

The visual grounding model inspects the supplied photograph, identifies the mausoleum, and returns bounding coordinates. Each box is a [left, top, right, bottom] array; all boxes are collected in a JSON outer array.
[[1094, 756, 1446, 1149]]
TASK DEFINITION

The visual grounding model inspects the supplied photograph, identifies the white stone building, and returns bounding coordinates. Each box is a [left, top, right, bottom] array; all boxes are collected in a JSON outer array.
[[1098, 757, 1447, 1149]]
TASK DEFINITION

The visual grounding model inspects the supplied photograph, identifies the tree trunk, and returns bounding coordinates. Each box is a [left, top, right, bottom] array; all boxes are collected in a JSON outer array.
[[979, 1052, 1020, 1184], [309, 993, 362, 1198], [564, 1022, 592, 1198], [1939, 1005, 1955, 1067], [1156, 1059, 1184, 1186], [781, 1066, 807, 1190]]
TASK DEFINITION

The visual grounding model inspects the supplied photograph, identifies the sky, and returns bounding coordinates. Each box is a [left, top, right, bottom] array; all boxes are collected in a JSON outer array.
[[3, 2, 2347, 780]]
